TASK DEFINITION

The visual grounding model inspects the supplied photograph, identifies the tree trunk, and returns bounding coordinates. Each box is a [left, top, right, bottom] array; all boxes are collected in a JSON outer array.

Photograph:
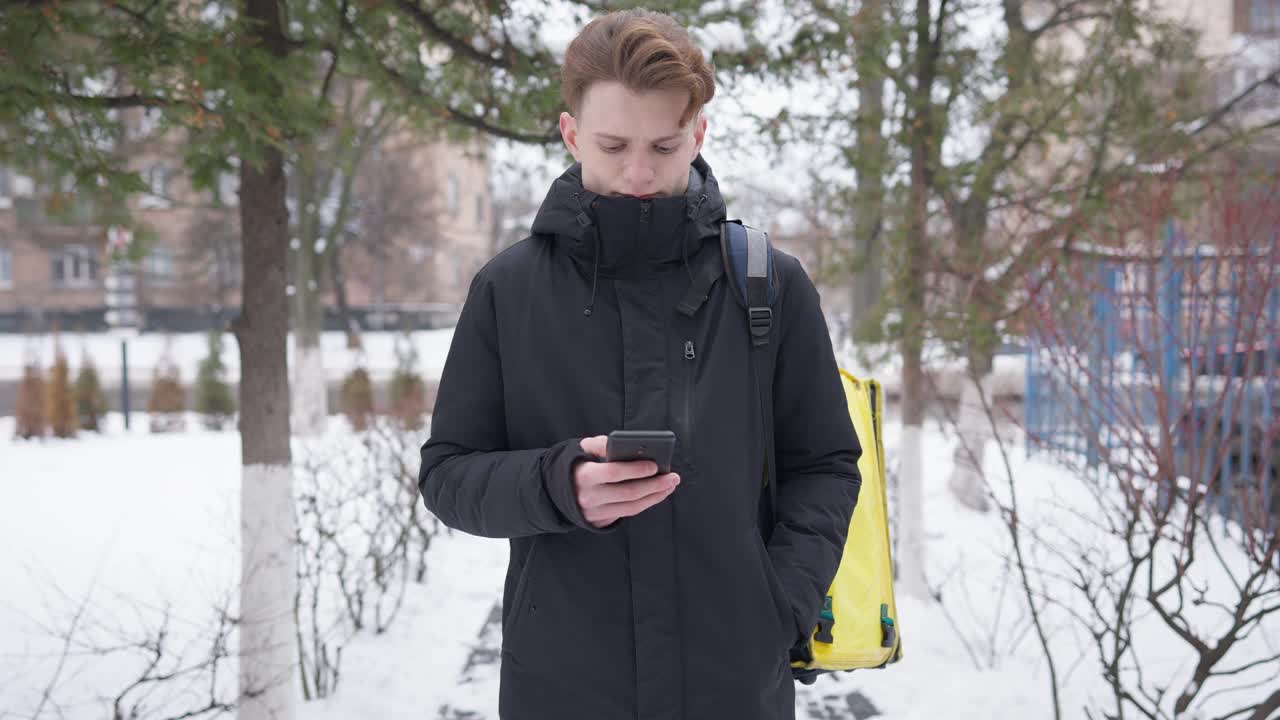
[[897, 347, 930, 600], [233, 1, 298, 717], [897, 183, 930, 600], [850, 0, 887, 342], [949, 352, 995, 513], [291, 153, 328, 437], [329, 244, 362, 349], [895, 0, 938, 602], [291, 325, 327, 436]]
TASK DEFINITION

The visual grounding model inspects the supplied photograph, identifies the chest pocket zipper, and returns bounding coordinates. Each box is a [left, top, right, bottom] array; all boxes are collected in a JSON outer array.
[[684, 340, 696, 456]]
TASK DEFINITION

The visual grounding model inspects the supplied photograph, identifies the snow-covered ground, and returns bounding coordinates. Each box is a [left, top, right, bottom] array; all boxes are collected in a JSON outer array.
[[1, 404, 1275, 718]]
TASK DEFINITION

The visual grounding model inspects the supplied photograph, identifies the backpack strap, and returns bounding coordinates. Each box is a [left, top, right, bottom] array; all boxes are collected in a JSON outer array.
[[722, 220, 818, 669], [720, 220, 781, 535], [719, 220, 777, 346]]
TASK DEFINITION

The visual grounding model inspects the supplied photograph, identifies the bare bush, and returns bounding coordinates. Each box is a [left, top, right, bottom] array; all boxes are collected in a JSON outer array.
[[17, 424, 442, 713], [293, 419, 442, 700], [1006, 165, 1280, 720], [23, 575, 238, 720]]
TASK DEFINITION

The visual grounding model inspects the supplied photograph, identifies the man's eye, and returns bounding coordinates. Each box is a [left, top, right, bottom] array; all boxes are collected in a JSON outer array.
[[655, 146, 676, 154], [602, 145, 624, 153]]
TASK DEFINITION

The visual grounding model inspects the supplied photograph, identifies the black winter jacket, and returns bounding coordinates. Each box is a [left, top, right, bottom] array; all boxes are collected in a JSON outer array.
[[419, 155, 861, 720]]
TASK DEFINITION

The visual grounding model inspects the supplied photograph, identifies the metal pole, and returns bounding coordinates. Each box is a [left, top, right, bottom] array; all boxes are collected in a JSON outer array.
[[121, 338, 130, 430]]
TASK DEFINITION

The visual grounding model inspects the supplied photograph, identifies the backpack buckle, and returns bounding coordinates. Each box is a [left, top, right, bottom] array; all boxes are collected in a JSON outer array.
[[880, 603, 897, 648], [814, 595, 835, 644], [748, 306, 772, 338]]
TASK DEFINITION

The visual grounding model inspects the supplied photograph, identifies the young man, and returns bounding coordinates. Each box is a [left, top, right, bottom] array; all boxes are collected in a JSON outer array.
[[419, 9, 861, 720]]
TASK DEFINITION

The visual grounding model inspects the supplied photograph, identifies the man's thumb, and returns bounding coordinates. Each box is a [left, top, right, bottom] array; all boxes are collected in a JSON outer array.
[[579, 435, 608, 459]]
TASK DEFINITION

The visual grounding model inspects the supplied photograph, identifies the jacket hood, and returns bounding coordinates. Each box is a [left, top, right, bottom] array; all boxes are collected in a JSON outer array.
[[529, 154, 728, 277]]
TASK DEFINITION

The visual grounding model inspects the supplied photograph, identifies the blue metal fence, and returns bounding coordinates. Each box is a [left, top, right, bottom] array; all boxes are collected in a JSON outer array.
[[1025, 223, 1279, 524]]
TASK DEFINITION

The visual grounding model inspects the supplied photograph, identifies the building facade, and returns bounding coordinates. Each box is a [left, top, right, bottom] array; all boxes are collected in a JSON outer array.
[[0, 112, 493, 334]]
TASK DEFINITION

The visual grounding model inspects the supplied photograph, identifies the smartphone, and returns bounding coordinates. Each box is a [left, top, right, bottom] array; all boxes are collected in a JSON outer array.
[[605, 430, 677, 476]]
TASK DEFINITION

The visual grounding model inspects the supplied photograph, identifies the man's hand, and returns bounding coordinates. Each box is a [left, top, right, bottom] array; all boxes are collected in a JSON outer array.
[[574, 436, 680, 529]]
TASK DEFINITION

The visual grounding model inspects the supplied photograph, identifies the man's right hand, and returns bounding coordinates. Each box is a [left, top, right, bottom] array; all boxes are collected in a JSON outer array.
[[574, 435, 680, 529]]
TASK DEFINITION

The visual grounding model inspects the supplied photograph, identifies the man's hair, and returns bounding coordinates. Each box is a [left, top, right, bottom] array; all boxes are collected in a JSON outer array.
[[561, 9, 715, 128]]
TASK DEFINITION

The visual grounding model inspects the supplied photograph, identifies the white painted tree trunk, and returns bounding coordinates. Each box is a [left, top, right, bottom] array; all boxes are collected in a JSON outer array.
[[291, 341, 327, 437], [239, 463, 299, 720], [896, 424, 930, 600], [947, 372, 994, 513]]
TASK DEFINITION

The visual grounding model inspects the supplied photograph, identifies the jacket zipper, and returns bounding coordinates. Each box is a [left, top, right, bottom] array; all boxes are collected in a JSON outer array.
[[640, 199, 652, 224], [684, 339, 696, 454]]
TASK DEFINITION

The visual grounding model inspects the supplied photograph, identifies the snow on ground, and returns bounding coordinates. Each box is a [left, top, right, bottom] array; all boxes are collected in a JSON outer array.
[[1, 409, 1275, 718], [832, 339, 1028, 402], [0, 412, 503, 720], [0, 329, 457, 385]]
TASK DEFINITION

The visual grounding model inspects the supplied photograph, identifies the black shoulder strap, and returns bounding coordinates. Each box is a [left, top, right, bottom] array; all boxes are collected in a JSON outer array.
[[719, 220, 780, 533]]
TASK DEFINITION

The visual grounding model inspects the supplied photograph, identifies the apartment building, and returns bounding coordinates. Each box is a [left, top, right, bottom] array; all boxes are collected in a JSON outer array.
[[0, 110, 494, 333]]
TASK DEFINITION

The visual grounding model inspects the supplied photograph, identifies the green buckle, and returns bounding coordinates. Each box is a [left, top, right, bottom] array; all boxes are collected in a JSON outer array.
[[814, 595, 835, 644], [880, 603, 897, 648]]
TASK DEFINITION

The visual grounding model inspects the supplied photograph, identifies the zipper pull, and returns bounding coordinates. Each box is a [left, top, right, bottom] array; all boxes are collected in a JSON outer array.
[[640, 200, 652, 223], [684, 340, 696, 360]]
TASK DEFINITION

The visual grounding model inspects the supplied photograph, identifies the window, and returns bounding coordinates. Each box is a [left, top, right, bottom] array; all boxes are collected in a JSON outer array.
[[208, 242, 242, 290], [1231, 62, 1280, 110], [447, 174, 460, 216], [0, 168, 10, 209], [0, 246, 12, 288], [51, 244, 98, 287], [475, 194, 485, 226], [140, 164, 170, 209], [1239, 0, 1280, 33], [144, 245, 176, 284]]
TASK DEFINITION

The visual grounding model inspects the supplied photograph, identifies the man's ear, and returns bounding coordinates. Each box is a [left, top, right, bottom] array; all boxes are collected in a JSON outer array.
[[690, 112, 708, 159], [560, 112, 580, 161]]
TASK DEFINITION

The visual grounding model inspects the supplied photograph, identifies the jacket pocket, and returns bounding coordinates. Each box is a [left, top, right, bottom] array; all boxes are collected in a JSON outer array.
[[752, 532, 795, 652], [506, 538, 542, 645]]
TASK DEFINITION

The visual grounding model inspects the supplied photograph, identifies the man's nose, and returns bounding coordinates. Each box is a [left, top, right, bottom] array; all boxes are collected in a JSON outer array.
[[623, 159, 656, 189]]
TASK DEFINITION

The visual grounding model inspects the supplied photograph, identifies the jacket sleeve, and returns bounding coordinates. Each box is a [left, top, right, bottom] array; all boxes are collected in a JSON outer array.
[[418, 269, 610, 539], [767, 257, 863, 650]]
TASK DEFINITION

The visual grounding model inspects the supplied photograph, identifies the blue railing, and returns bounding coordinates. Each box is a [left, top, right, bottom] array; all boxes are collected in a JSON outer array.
[[1025, 224, 1279, 524]]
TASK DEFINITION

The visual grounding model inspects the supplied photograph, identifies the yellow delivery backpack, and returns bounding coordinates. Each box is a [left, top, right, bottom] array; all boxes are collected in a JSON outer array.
[[790, 371, 902, 682], [714, 220, 904, 684]]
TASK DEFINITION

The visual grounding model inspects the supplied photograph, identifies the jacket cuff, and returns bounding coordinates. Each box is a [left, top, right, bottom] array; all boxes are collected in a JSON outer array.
[[542, 438, 621, 534], [777, 573, 819, 656]]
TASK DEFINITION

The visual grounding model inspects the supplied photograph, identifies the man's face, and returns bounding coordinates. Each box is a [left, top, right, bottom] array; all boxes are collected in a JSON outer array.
[[559, 81, 707, 199]]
